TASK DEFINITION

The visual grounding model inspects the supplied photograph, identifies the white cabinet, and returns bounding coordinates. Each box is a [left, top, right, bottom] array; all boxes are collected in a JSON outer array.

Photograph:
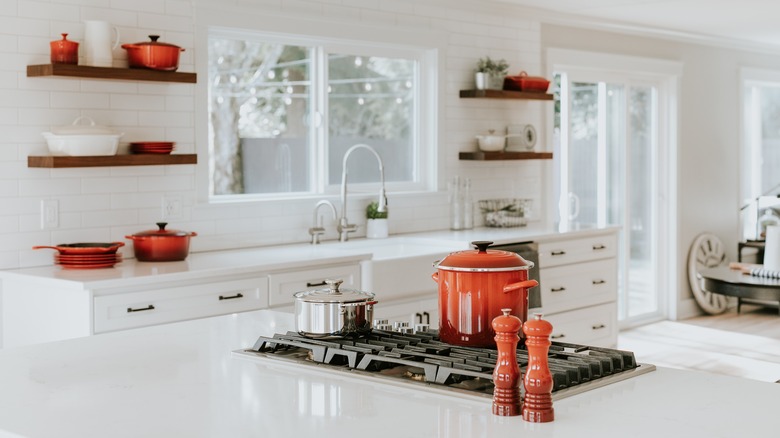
[[1, 274, 270, 348], [537, 231, 619, 347], [373, 295, 439, 329], [94, 278, 268, 333], [268, 264, 360, 308]]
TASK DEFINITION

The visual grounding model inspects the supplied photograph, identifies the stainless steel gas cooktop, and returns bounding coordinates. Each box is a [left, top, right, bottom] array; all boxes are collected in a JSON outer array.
[[233, 329, 655, 401]]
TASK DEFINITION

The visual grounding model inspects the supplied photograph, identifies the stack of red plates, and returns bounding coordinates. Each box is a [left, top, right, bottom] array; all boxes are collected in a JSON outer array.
[[54, 252, 123, 269], [130, 142, 175, 154]]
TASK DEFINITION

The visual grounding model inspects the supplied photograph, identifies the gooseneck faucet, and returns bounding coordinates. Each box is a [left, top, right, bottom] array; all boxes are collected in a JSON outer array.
[[309, 199, 338, 244], [338, 144, 388, 242]]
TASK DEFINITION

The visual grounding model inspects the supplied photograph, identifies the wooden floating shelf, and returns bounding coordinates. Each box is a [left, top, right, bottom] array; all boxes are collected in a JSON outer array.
[[27, 64, 197, 83], [459, 89, 553, 100], [28, 154, 198, 168], [459, 151, 553, 161]]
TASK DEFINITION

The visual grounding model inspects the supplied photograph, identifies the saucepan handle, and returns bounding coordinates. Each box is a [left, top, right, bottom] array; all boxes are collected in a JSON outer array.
[[503, 279, 539, 293]]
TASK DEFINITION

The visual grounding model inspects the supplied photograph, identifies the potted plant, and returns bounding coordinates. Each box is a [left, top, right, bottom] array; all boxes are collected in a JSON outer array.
[[475, 57, 509, 90], [366, 201, 388, 239]]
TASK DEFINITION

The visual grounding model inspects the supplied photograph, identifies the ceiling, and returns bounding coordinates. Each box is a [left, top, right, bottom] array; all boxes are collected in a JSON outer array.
[[497, 0, 780, 50]]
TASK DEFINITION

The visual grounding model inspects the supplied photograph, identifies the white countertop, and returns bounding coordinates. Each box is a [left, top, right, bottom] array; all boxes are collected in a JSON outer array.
[[0, 308, 777, 438], [0, 224, 617, 289]]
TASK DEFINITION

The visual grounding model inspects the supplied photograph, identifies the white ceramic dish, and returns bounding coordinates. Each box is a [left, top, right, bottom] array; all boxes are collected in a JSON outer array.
[[42, 132, 123, 156], [42, 116, 123, 156]]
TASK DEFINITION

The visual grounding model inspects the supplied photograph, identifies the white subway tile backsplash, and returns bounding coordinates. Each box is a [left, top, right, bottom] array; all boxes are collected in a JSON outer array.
[[137, 110, 192, 127], [19, 177, 82, 196], [50, 91, 111, 109], [0, 0, 546, 267]]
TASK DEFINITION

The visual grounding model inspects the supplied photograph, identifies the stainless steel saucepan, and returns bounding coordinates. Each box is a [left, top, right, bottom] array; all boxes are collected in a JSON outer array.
[[294, 279, 377, 338]]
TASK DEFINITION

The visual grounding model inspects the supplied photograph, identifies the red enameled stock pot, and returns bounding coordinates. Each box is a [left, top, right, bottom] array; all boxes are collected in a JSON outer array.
[[432, 241, 538, 347]]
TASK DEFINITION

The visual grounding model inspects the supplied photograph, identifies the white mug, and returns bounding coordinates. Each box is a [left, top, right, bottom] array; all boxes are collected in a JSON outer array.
[[83, 20, 120, 67]]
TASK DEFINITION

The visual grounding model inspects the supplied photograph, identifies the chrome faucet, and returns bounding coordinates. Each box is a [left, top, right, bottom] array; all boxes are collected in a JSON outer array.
[[338, 144, 388, 242], [309, 200, 338, 244]]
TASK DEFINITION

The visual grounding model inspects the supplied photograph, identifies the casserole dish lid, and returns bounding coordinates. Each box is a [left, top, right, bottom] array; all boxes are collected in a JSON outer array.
[[435, 241, 533, 271], [293, 279, 375, 303], [49, 116, 116, 135]]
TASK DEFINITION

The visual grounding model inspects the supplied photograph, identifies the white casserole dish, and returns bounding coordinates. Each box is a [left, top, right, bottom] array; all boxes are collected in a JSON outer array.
[[41, 116, 123, 156]]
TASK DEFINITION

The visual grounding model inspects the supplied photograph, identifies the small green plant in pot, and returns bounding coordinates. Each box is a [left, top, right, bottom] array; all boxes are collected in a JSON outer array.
[[366, 201, 388, 238], [475, 56, 509, 90]]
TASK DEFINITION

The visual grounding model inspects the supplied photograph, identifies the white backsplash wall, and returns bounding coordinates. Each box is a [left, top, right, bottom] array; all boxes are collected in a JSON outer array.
[[0, 0, 548, 269]]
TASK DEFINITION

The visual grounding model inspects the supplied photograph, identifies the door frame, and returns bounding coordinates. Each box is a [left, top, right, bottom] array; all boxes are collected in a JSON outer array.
[[546, 48, 681, 326]]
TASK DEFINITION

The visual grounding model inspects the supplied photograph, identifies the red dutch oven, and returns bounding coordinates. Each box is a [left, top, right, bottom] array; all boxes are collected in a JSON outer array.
[[126, 222, 196, 262], [432, 241, 538, 347], [122, 35, 184, 71]]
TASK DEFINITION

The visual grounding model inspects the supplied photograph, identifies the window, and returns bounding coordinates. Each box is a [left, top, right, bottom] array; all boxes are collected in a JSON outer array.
[[207, 30, 431, 199], [740, 68, 780, 240]]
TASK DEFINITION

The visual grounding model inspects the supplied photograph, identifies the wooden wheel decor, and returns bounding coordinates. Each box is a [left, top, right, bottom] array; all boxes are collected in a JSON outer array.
[[687, 233, 730, 314]]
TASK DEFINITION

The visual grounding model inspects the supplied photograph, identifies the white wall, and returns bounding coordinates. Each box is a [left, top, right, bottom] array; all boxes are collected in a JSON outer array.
[[0, 0, 548, 269], [541, 23, 780, 318]]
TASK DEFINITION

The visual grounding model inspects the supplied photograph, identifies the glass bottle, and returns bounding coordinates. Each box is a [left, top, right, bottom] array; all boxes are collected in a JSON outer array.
[[449, 176, 463, 230], [463, 178, 474, 230]]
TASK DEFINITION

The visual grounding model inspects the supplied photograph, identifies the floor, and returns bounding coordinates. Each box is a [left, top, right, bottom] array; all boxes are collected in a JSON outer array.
[[617, 304, 780, 382]]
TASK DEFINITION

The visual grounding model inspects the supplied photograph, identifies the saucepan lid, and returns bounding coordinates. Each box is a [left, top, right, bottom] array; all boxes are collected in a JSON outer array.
[[293, 279, 375, 304]]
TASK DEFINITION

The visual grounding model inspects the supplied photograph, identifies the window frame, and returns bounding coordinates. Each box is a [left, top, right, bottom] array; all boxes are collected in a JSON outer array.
[[198, 21, 440, 204]]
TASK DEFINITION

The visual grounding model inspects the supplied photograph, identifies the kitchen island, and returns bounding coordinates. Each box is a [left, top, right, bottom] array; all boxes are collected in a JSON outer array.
[[0, 308, 776, 438]]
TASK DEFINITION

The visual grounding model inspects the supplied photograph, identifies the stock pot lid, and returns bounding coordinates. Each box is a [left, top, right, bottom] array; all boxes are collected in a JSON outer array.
[[294, 279, 375, 303], [436, 241, 532, 271]]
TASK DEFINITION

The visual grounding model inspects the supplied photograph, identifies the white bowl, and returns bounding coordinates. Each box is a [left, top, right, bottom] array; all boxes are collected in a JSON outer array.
[[41, 132, 123, 156], [476, 135, 506, 152]]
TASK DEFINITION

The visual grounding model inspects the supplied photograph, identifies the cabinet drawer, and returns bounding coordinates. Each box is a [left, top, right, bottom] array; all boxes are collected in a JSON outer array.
[[540, 259, 617, 314], [94, 277, 269, 333], [268, 264, 360, 307], [543, 302, 617, 347], [538, 234, 617, 268]]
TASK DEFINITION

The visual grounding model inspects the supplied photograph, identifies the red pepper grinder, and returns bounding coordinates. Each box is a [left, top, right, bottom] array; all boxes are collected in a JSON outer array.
[[491, 308, 521, 416], [522, 313, 554, 423]]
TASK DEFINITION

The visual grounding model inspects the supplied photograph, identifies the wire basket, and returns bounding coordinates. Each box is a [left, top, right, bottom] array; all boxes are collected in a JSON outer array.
[[478, 198, 532, 227]]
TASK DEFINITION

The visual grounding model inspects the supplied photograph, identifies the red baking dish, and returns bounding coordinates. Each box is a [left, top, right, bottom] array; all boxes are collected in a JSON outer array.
[[503, 71, 550, 93]]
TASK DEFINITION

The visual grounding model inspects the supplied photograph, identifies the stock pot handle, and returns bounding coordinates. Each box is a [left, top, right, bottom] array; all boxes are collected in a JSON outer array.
[[503, 279, 538, 293], [431, 272, 439, 283]]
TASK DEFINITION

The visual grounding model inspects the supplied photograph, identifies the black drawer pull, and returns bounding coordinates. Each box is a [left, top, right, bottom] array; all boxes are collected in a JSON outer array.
[[551, 287, 566, 292], [219, 293, 244, 301], [592, 279, 606, 285], [423, 311, 430, 324], [592, 244, 607, 250], [127, 305, 155, 313], [306, 280, 327, 287], [551, 250, 566, 256], [592, 324, 606, 330], [551, 334, 566, 339]]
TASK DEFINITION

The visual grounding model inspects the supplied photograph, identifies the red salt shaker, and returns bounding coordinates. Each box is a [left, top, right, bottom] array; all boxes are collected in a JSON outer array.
[[522, 313, 554, 423], [491, 308, 521, 416], [50, 33, 79, 65]]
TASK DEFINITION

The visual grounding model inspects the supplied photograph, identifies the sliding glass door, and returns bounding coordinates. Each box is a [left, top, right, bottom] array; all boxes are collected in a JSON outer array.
[[553, 60, 674, 326]]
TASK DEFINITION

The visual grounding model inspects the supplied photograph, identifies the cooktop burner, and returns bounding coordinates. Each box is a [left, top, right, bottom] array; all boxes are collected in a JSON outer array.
[[234, 329, 654, 400]]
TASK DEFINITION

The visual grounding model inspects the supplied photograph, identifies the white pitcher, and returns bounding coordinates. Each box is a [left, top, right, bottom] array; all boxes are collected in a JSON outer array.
[[83, 20, 119, 67]]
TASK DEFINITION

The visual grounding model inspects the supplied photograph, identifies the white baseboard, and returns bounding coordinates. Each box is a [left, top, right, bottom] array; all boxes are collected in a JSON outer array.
[[673, 298, 704, 320]]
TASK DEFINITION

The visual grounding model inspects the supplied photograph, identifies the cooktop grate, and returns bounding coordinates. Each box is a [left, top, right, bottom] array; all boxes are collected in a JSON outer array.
[[234, 329, 655, 401]]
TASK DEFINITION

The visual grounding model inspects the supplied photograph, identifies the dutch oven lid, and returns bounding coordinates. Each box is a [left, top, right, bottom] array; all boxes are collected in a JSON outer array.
[[131, 222, 195, 238], [293, 279, 375, 303], [435, 241, 533, 272], [125, 35, 182, 49]]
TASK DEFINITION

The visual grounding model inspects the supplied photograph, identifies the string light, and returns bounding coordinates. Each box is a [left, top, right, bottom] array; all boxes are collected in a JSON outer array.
[[364, 83, 372, 91], [267, 70, 276, 79], [354, 57, 363, 67], [358, 97, 365, 105]]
